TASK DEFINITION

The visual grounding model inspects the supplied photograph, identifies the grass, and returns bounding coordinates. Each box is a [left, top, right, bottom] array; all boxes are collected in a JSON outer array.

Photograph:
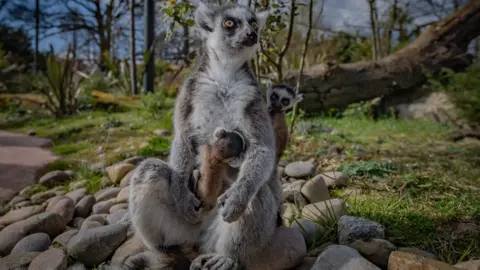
[[288, 115, 480, 263]]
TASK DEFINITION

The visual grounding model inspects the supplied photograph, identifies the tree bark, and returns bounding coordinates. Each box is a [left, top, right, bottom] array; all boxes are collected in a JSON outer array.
[[130, 0, 138, 95], [284, 0, 480, 113], [385, 0, 398, 56], [368, 0, 382, 60]]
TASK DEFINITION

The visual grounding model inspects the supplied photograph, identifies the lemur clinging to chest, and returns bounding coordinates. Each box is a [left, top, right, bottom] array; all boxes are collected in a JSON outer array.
[[127, 2, 283, 270]]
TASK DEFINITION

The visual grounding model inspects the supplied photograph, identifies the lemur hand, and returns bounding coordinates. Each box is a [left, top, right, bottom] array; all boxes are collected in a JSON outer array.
[[173, 180, 203, 224], [217, 185, 248, 223]]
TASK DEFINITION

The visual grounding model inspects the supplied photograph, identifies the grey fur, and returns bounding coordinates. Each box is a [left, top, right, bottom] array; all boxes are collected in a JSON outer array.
[[128, 2, 279, 270]]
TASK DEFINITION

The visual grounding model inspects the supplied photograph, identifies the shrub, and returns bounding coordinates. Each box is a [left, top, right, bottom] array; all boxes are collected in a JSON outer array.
[[141, 89, 175, 119]]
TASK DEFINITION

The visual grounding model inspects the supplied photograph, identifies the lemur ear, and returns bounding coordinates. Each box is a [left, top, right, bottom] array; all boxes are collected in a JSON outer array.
[[296, 93, 304, 103], [255, 10, 270, 31], [195, 1, 215, 36]]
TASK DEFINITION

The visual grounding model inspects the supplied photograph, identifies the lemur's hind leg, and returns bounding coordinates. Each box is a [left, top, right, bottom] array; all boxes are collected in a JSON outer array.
[[191, 178, 278, 270], [129, 158, 204, 252]]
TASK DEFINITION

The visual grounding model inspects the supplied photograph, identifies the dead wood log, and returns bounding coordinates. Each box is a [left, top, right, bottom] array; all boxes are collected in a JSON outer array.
[[284, 0, 480, 113]]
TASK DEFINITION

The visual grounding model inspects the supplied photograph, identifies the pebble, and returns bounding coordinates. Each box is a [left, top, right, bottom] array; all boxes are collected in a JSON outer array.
[[0, 252, 41, 269], [14, 200, 33, 208], [348, 238, 396, 268], [28, 248, 68, 270], [285, 161, 316, 178], [95, 187, 121, 202], [11, 232, 51, 253], [300, 176, 331, 203], [153, 129, 171, 136], [110, 203, 128, 213], [291, 218, 325, 247], [75, 195, 96, 218], [301, 198, 345, 222], [282, 203, 300, 227], [7, 195, 28, 207], [320, 171, 349, 188], [388, 251, 458, 270], [106, 163, 136, 184], [66, 188, 88, 204], [107, 209, 128, 225], [338, 215, 385, 245], [80, 221, 104, 230], [72, 217, 85, 229], [312, 245, 381, 270], [92, 199, 116, 214], [120, 170, 134, 188], [67, 223, 128, 267], [39, 170, 72, 188], [283, 180, 309, 208], [0, 220, 29, 256], [52, 229, 79, 252], [116, 186, 130, 203], [397, 247, 438, 260], [293, 257, 317, 270], [46, 196, 75, 224], [69, 180, 88, 191], [31, 190, 56, 204], [248, 227, 307, 270], [123, 156, 145, 166], [0, 205, 45, 226], [455, 260, 480, 270], [111, 235, 146, 265]]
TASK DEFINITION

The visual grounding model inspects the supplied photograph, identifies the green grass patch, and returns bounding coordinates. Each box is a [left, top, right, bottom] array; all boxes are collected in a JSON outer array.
[[137, 137, 171, 157], [337, 160, 396, 179], [54, 142, 92, 155]]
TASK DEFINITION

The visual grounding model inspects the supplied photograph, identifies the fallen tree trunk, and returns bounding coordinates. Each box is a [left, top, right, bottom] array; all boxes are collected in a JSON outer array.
[[284, 0, 480, 113]]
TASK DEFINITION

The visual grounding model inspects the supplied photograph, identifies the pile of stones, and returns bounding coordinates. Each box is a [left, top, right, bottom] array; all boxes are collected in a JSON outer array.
[[0, 157, 478, 270]]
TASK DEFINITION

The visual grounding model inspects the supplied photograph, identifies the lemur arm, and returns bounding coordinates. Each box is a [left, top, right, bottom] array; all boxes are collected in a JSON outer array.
[[168, 80, 202, 224], [218, 96, 276, 223]]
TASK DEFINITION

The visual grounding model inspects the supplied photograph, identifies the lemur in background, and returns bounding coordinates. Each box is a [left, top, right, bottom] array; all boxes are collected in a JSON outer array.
[[127, 2, 281, 270], [266, 81, 304, 163]]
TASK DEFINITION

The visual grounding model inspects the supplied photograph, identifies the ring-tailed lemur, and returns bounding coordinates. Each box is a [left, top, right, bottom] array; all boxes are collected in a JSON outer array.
[[266, 81, 304, 163], [128, 2, 282, 270]]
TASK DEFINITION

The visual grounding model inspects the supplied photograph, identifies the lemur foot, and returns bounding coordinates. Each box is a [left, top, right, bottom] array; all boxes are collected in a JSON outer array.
[[190, 254, 239, 270], [217, 186, 247, 223]]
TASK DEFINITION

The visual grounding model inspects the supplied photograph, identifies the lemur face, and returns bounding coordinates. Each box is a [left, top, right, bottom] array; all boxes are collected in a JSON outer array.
[[194, 2, 268, 59], [266, 82, 304, 112]]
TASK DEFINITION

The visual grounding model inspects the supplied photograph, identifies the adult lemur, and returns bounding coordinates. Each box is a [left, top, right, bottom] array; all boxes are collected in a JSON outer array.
[[128, 2, 281, 270]]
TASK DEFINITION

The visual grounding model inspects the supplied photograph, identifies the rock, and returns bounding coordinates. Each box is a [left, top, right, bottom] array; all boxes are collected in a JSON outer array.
[[107, 209, 127, 225], [302, 198, 345, 221], [68, 262, 87, 270], [0, 220, 28, 256], [31, 191, 56, 204], [0, 187, 17, 205], [291, 218, 325, 247], [348, 238, 396, 268], [65, 188, 88, 205], [111, 235, 146, 265], [14, 200, 33, 209], [153, 129, 171, 136], [0, 205, 45, 226], [301, 176, 330, 203], [11, 233, 51, 253], [120, 170, 134, 188], [388, 251, 460, 270], [293, 257, 317, 270], [106, 164, 135, 184], [313, 245, 381, 270], [320, 171, 349, 188], [84, 214, 106, 224], [285, 161, 316, 178], [7, 195, 28, 207], [92, 199, 116, 214], [278, 160, 289, 167], [28, 130, 37, 136], [46, 196, 75, 224], [397, 247, 438, 260], [116, 187, 130, 203], [308, 242, 335, 257], [110, 203, 128, 213], [95, 187, 121, 202], [38, 170, 72, 188], [0, 252, 41, 269], [455, 260, 480, 270], [72, 217, 85, 229], [123, 156, 145, 166], [75, 195, 96, 218], [282, 203, 300, 227], [28, 248, 67, 270], [69, 180, 88, 191], [248, 227, 307, 270], [282, 180, 309, 208], [52, 229, 78, 252], [80, 221, 104, 230], [22, 212, 66, 238], [338, 215, 385, 245], [327, 145, 343, 157], [67, 223, 128, 267]]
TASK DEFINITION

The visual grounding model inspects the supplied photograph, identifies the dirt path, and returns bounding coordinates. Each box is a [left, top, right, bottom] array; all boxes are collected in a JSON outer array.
[[0, 131, 59, 204]]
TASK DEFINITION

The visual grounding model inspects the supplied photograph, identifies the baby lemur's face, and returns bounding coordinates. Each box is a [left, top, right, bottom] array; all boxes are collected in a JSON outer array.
[[194, 2, 268, 59], [267, 83, 304, 112]]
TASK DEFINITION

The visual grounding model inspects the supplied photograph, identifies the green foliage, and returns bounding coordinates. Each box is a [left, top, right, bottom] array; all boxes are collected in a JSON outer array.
[[426, 64, 480, 123], [337, 160, 396, 179], [137, 137, 171, 157], [141, 89, 175, 119], [332, 31, 372, 63], [162, 1, 196, 40]]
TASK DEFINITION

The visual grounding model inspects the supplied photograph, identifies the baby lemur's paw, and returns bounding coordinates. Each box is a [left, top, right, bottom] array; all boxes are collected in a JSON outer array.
[[190, 254, 239, 270], [217, 186, 248, 223]]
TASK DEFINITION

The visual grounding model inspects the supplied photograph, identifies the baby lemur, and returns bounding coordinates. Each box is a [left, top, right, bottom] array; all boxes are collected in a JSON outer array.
[[128, 2, 281, 270], [195, 83, 303, 211]]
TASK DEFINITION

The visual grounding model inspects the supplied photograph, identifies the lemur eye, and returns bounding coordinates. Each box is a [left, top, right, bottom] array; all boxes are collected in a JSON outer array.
[[223, 20, 235, 28], [271, 93, 279, 101], [251, 22, 258, 30], [281, 98, 290, 106]]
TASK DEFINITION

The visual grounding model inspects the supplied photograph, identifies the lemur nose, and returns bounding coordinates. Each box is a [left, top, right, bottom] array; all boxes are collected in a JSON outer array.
[[247, 32, 257, 42]]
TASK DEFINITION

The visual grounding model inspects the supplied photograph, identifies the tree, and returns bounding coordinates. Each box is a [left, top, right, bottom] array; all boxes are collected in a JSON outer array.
[[130, 0, 138, 95], [367, 0, 382, 60], [283, 0, 480, 113]]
